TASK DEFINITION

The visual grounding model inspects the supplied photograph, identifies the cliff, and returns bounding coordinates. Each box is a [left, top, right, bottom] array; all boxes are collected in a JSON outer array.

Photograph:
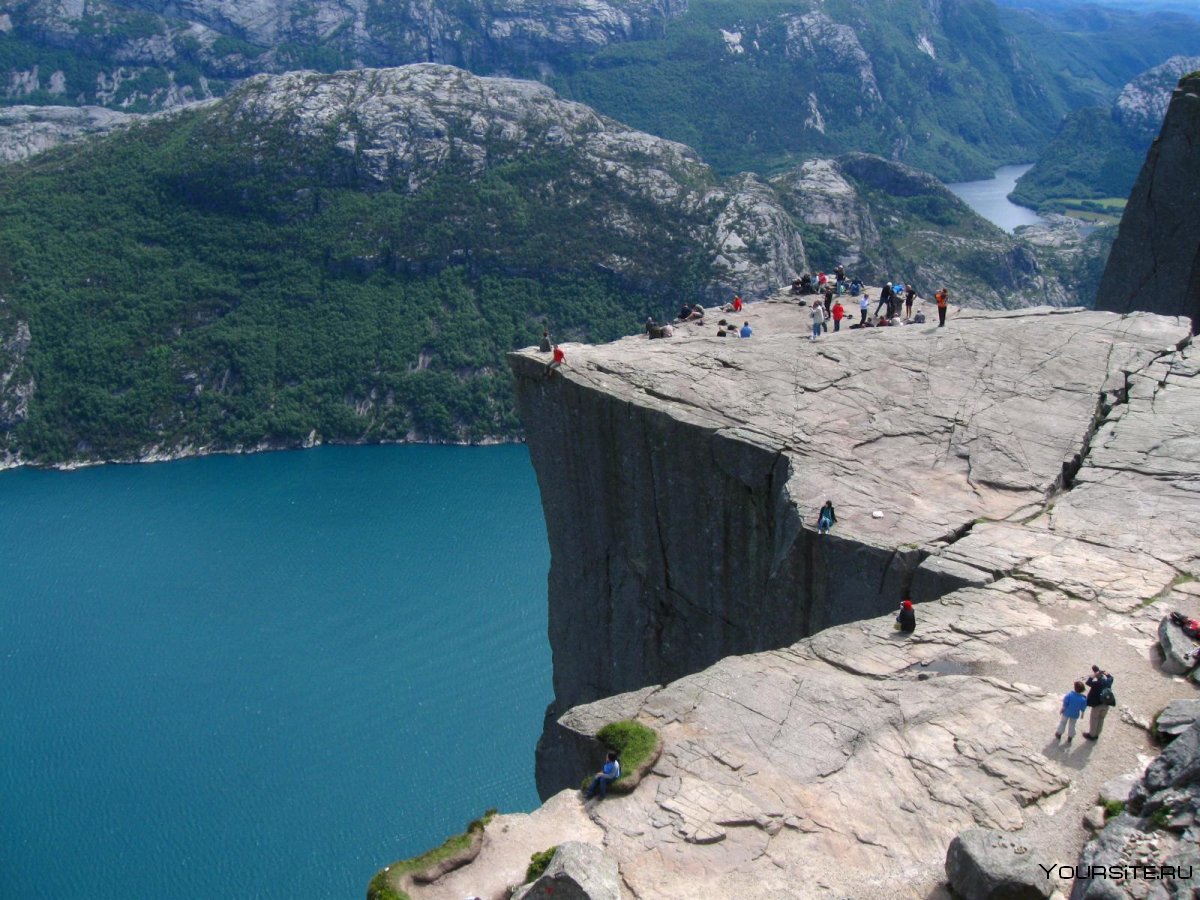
[[385, 302, 1198, 899], [1094, 72, 1200, 329], [509, 298, 1190, 795]]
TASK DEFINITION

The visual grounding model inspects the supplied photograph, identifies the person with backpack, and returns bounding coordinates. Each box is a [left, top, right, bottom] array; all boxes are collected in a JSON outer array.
[[585, 750, 621, 800], [1083, 666, 1115, 740], [810, 300, 826, 341], [1055, 681, 1088, 743]]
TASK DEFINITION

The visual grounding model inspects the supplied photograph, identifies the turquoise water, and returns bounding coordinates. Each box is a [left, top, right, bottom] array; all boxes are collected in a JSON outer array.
[[0, 445, 551, 899]]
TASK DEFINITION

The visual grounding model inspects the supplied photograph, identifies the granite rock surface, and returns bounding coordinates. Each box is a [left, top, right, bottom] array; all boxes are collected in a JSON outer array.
[[394, 304, 1200, 900]]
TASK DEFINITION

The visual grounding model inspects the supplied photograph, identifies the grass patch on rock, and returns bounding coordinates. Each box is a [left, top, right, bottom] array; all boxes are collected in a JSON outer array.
[[367, 809, 497, 900], [1104, 800, 1126, 819], [525, 845, 559, 883]]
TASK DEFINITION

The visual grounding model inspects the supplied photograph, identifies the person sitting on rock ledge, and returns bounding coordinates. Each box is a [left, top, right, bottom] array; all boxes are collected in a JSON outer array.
[[817, 500, 837, 534], [539, 329, 552, 353], [1055, 681, 1088, 743], [544, 345, 565, 378], [895, 599, 916, 633], [585, 750, 621, 800], [677, 303, 692, 321]]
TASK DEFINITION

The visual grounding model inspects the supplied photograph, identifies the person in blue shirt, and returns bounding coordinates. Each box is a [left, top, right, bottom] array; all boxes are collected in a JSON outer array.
[[1055, 681, 1088, 742], [739, 322, 752, 338], [585, 751, 621, 799]]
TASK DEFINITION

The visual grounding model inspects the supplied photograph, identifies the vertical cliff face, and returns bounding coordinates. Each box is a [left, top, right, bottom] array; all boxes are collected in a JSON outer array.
[[511, 300, 1184, 796], [1095, 72, 1200, 330]]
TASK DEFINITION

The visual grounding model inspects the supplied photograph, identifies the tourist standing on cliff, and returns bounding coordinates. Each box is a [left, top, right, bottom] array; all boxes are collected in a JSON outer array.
[[859, 293, 869, 325], [832, 299, 845, 332], [935, 288, 949, 327], [810, 301, 826, 341], [1055, 681, 1088, 743], [875, 282, 893, 319], [1083, 666, 1116, 740], [585, 750, 621, 800], [904, 285, 917, 318], [817, 500, 837, 534]]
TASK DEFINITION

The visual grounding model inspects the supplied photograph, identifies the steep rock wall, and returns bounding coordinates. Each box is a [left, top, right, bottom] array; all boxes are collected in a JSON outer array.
[[1095, 72, 1200, 330], [511, 300, 1185, 796]]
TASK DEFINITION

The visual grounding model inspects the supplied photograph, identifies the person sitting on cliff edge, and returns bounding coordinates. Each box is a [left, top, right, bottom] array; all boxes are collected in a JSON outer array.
[[817, 500, 837, 534], [544, 345, 566, 378], [895, 598, 916, 633], [585, 750, 621, 800], [538, 329, 552, 353]]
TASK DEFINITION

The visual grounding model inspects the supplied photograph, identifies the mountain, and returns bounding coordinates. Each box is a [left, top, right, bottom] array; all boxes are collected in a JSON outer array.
[[0, 64, 1108, 467], [1094, 71, 1200, 329], [3, 0, 1200, 181], [1011, 55, 1200, 216]]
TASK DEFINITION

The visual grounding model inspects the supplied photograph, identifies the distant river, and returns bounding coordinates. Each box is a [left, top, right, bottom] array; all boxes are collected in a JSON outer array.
[[0, 445, 551, 899], [946, 163, 1046, 233]]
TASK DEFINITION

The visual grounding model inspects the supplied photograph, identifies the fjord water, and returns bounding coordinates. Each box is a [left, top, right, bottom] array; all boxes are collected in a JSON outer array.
[[946, 164, 1045, 233], [0, 445, 550, 899]]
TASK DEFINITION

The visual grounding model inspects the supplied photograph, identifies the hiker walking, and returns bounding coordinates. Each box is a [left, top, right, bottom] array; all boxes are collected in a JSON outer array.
[[1055, 681, 1088, 743], [1083, 666, 1115, 740], [874, 283, 893, 319]]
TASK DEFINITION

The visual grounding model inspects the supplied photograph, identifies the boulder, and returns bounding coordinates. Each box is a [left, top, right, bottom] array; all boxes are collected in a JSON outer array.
[[1141, 722, 1200, 796], [1155, 699, 1200, 738], [511, 842, 620, 900], [1157, 616, 1197, 675], [944, 828, 1053, 900], [1098, 772, 1139, 806]]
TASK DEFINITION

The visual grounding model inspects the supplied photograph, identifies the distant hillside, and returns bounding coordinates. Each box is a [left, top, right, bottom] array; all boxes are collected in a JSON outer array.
[[0, 65, 1109, 467], [1012, 56, 1200, 215], [2, 0, 1200, 181]]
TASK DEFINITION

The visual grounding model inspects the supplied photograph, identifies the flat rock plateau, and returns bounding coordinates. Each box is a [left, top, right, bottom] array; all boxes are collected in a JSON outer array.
[[394, 296, 1200, 899]]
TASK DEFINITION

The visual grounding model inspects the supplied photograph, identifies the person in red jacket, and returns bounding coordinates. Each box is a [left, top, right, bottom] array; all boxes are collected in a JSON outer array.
[[544, 345, 566, 378], [733, 294, 743, 312], [831, 299, 845, 332]]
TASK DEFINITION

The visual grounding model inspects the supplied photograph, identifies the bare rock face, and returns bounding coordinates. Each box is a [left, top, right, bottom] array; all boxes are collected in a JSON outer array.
[[0, 105, 136, 164], [1095, 72, 1200, 330], [509, 300, 1189, 797], [402, 305, 1198, 900], [1114, 56, 1200, 140], [511, 842, 620, 900]]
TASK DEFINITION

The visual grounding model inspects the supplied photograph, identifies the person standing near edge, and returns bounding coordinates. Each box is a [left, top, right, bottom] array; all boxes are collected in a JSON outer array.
[[1083, 666, 1115, 740], [810, 300, 826, 341], [935, 287, 949, 327], [859, 292, 869, 326]]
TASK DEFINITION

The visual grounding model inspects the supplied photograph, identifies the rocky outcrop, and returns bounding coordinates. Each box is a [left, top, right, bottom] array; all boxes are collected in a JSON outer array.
[[511, 842, 620, 900], [0, 105, 136, 163], [1114, 56, 1200, 139], [1094, 72, 1200, 330], [945, 828, 1053, 900], [393, 304, 1199, 900], [510, 301, 1190, 795], [1071, 722, 1200, 899], [208, 65, 801, 298]]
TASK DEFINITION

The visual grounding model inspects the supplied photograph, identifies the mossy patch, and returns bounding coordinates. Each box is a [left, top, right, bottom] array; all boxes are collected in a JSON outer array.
[[580, 719, 662, 795], [1104, 800, 1126, 819], [525, 845, 559, 883]]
